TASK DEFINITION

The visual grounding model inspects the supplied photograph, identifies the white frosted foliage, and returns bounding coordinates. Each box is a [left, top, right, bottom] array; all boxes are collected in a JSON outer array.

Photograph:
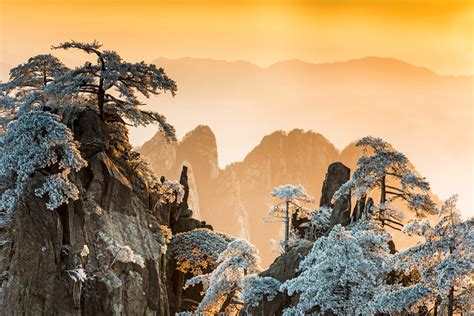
[[377, 195, 474, 314], [185, 239, 262, 314], [281, 221, 392, 315], [0, 109, 86, 212]]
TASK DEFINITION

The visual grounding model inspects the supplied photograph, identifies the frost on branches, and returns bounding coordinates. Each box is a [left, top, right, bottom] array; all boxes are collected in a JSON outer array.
[[241, 274, 281, 308], [48, 40, 177, 139], [304, 206, 333, 240], [267, 184, 315, 250], [168, 228, 234, 275], [270, 184, 314, 203], [158, 179, 185, 204], [0, 109, 86, 214], [333, 136, 436, 227], [280, 221, 392, 315], [0, 54, 69, 125], [185, 239, 261, 314], [377, 195, 474, 315]]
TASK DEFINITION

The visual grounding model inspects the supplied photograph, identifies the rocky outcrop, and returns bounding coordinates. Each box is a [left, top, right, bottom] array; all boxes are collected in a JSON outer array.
[[140, 126, 437, 266], [242, 243, 312, 316], [319, 162, 352, 227], [138, 125, 219, 221], [319, 162, 350, 208], [141, 128, 345, 266], [0, 109, 206, 315], [164, 165, 212, 314], [207, 130, 341, 266]]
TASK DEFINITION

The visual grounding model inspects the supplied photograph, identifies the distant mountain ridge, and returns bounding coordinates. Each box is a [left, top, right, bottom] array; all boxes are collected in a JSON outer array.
[[136, 55, 472, 223], [152, 56, 472, 81]]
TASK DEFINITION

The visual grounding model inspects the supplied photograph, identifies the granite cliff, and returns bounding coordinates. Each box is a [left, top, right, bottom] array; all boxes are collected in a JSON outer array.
[[0, 109, 208, 315], [139, 127, 437, 266]]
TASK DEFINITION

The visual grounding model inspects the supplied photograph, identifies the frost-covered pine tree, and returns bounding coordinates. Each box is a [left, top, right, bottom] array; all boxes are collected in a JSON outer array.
[[266, 184, 314, 250], [280, 221, 393, 315], [304, 206, 333, 240], [376, 195, 473, 315], [241, 274, 281, 309], [48, 41, 177, 139], [0, 54, 69, 125], [333, 136, 436, 228], [185, 239, 261, 314], [0, 109, 87, 218], [168, 228, 234, 275]]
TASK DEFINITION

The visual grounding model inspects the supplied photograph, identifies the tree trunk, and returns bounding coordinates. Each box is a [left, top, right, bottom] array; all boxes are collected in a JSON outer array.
[[447, 285, 454, 316], [380, 176, 386, 226], [433, 296, 440, 316], [97, 55, 106, 120], [351, 194, 366, 223], [98, 85, 105, 119], [284, 200, 290, 251], [219, 289, 236, 313], [43, 61, 48, 88]]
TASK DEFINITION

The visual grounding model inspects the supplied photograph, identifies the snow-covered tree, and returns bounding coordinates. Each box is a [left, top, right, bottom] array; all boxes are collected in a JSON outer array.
[[157, 179, 184, 204], [241, 274, 281, 308], [185, 239, 261, 314], [48, 40, 177, 138], [333, 136, 436, 228], [303, 206, 333, 240], [377, 195, 474, 315], [280, 221, 393, 315], [0, 109, 87, 214], [168, 228, 234, 275], [0, 54, 69, 124], [266, 184, 314, 250]]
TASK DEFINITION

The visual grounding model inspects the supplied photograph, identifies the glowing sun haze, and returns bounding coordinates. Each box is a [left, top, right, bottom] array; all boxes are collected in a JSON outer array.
[[0, 0, 473, 216], [1, 0, 473, 75]]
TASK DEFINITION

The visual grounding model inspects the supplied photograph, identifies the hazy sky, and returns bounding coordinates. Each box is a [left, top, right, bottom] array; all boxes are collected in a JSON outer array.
[[0, 0, 473, 75], [0, 0, 473, 216]]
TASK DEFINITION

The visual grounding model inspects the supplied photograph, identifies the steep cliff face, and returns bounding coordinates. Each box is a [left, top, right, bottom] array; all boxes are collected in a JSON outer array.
[[211, 130, 340, 265], [141, 128, 343, 266], [139, 125, 219, 220], [140, 126, 438, 266], [0, 109, 206, 315]]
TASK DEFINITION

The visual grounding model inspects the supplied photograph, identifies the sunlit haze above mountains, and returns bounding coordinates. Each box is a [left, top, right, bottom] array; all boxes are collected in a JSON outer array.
[[0, 0, 472, 216]]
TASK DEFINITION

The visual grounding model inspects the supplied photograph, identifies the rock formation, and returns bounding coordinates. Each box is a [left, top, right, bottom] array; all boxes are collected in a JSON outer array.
[[319, 162, 351, 227], [242, 243, 312, 316], [140, 126, 441, 266], [140, 128, 345, 266], [0, 109, 208, 315]]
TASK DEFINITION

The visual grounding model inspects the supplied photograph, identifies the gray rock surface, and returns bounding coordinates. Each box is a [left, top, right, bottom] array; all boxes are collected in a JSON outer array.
[[242, 243, 312, 316], [319, 162, 351, 227], [0, 109, 205, 315]]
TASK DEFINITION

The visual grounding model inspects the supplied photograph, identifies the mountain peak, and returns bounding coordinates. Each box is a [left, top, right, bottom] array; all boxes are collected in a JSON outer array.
[[182, 125, 216, 141]]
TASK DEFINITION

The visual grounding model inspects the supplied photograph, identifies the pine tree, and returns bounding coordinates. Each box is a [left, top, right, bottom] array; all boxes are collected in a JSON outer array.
[[0, 54, 69, 125], [241, 274, 281, 309], [185, 239, 261, 314], [47, 41, 177, 138], [266, 184, 314, 250], [377, 195, 474, 314], [0, 109, 87, 215], [168, 228, 234, 275], [280, 220, 393, 315], [333, 136, 436, 228]]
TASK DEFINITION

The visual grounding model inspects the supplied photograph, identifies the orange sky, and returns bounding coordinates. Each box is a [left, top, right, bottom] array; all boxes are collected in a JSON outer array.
[[0, 0, 473, 75], [0, 0, 473, 216]]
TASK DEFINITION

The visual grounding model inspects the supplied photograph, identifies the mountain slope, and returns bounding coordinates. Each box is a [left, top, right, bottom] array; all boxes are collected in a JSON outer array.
[[140, 127, 438, 266], [133, 56, 472, 221]]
